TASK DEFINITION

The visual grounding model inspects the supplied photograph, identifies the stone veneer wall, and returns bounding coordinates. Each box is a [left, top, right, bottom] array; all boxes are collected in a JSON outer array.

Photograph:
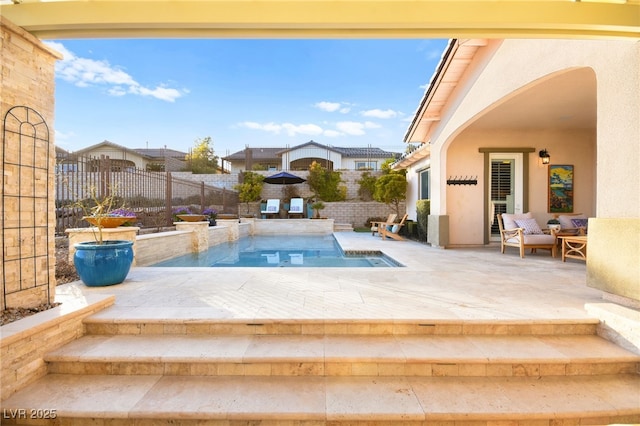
[[0, 294, 115, 400], [0, 17, 61, 310]]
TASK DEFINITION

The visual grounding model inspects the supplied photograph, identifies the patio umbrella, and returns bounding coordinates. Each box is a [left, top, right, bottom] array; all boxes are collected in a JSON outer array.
[[263, 171, 306, 185]]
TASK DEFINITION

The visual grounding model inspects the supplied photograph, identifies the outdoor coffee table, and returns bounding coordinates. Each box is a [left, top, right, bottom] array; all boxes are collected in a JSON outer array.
[[559, 235, 588, 262]]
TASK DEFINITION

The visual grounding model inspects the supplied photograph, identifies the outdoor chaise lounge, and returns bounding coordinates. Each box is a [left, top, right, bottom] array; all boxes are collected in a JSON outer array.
[[371, 213, 397, 236], [497, 213, 557, 258], [261, 199, 280, 218], [380, 214, 408, 241], [288, 198, 305, 218]]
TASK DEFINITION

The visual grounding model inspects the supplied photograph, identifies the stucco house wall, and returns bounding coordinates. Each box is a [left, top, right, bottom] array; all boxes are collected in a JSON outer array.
[[403, 38, 639, 303], [445, 129, 596, 246]]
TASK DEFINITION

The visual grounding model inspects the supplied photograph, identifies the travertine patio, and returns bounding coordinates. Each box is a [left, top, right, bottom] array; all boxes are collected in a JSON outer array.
[[55, 231, 603, 321], [2, 232, 639, 425]]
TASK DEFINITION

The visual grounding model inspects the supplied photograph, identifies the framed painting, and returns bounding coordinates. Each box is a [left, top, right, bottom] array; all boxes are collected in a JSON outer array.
[[548, 164, 574, 213]]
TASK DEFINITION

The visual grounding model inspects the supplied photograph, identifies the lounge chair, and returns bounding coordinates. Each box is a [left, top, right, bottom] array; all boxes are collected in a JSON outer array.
[[288, 198, 305, 218], [497, 213, 557, 258], [380, 214, 408, 241], [261, 199, 280, 218], [371, 213, 397, 236]]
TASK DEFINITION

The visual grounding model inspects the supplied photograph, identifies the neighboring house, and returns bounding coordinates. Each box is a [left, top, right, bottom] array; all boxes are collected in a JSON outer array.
[[57, 140, 188, 172], [395, 38, 639, 300], [223, 140, 398, 173], [222, 147, 282, 173]]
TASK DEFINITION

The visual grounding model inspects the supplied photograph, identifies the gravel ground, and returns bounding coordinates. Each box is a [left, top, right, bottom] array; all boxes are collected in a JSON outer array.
[[1, 238, 77, 326]]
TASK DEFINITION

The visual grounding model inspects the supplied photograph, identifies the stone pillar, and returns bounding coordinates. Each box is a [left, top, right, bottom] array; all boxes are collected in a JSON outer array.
[[174, 221, 209, 252], [1, 17, 61, 309]]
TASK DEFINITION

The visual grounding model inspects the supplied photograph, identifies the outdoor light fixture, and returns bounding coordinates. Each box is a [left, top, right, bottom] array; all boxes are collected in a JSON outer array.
[[539, 149, 550, 165]]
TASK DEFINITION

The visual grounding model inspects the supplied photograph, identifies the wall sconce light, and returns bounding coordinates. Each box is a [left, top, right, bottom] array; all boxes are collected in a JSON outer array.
[[539, 149, 550, 165]]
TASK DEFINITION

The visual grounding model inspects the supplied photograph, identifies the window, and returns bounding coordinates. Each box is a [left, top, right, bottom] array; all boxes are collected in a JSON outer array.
[[419, 168, 430, 199], [355, 161, 377, 170]]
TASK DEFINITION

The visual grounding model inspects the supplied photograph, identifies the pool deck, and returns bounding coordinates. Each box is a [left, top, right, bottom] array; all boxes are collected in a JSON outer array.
[[55, 231, 606, 323], [5, 231, 639, 425]]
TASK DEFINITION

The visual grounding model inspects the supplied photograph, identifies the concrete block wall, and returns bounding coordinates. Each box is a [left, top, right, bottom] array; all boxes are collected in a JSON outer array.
[[0, 17, 61, 310], [171, 170, 385, 202], [322, 201, 406, 228], [237, 201, 405, 228]]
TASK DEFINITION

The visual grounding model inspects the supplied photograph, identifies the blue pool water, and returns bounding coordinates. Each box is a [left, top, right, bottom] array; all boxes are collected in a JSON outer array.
[[152, 234, 401, 267]]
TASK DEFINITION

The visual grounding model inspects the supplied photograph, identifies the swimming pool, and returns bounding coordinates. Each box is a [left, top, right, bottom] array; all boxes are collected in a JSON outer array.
[[151, 234, 401, 267]]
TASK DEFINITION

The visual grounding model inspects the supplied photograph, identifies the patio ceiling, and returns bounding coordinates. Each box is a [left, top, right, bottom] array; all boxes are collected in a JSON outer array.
[[404, 42, 597, 145], [1, 0, 638, 40], [468, 67, 597, 132]]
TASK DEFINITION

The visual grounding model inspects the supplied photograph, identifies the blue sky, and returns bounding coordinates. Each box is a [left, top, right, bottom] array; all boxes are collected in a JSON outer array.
[[46, 38, 448, 157]]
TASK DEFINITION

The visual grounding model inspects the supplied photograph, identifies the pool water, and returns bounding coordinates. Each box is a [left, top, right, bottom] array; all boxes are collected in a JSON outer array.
[[151, 234, 401, 267]]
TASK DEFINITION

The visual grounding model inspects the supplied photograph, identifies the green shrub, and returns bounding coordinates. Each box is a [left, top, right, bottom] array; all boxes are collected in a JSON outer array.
[[416, 199, 430, 242]]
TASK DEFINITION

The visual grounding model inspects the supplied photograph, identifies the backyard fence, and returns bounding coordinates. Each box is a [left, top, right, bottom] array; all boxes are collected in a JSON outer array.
[[55, 154, 239, 235]]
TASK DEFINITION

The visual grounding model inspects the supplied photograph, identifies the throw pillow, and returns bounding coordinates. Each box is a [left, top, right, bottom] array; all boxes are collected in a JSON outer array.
[[392, 224, 400, 233], [514, 218, 543, 235], [571, 218, 589, 230], [501, 212, 533, 230]]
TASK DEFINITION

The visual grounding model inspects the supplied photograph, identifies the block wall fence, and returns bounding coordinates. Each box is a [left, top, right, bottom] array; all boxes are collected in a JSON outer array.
[[172, 170, 386, 201]]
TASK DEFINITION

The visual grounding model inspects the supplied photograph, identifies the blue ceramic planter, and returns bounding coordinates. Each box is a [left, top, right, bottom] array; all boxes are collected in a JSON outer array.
[[73, 240, 134, 287]]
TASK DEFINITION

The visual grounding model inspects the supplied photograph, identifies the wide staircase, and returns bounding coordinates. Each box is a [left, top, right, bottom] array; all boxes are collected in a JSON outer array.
[[3, 314, 640, 425]]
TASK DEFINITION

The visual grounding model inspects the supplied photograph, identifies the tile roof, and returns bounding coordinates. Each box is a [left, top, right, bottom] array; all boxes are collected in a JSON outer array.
[[133, 148, 188, 159], [223, 147, 284, 160], [223, 141, 398, 160]]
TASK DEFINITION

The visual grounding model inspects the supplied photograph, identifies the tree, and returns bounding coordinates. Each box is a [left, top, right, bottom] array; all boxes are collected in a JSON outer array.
[[374, 172, 407, 216], [307, 161, 346, 202], [233, 171, 264, 214], [186, 136, 218, 174], [357, 171, 377, 201]]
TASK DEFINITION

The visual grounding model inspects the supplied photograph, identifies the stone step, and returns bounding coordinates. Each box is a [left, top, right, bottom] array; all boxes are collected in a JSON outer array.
[[45, 333, 639, 377], [83, 314, 601, 336], [334, 222, 354, 232], [2, 374, 639, 425]]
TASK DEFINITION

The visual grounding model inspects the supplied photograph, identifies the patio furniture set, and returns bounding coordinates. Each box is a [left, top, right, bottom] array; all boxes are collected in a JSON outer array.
[[498, 213, 589, 261]]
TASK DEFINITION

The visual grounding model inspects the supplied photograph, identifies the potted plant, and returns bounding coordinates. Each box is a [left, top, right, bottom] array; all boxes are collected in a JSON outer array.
[[311, 200, 325, 219], [234, 171, 264, 217], [547, 218, 561, 232], [203, 207, 218, 226], [73, 186, 135, 287]]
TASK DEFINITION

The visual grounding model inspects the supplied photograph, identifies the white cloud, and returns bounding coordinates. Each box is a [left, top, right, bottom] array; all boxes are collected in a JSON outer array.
[[335, 121, 380, 136], [44, 41, 185, 102], [314, 101, 351, 114], [238, 121, 323, 137], [282, 123, 323, 137], [323, 129, 342, 138], [360, 109, 399, 119], [54, 129, 75, 142]]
